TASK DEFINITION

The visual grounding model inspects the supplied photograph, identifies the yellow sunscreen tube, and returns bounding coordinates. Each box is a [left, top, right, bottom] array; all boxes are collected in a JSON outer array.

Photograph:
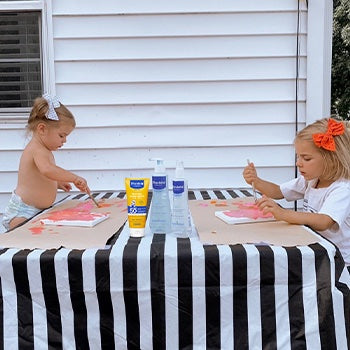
[[125, 178, 150, 237]]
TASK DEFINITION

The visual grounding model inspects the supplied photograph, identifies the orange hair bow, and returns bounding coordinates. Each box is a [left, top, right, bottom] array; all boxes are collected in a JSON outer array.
[[312, 118, 344, 151]]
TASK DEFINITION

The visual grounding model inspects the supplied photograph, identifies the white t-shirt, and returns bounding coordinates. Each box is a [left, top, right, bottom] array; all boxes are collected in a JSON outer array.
[[280, 176, 350, 265]]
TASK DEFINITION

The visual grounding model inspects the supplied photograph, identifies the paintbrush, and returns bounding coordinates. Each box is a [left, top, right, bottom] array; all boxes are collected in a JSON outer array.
[[246, 159, 257, 202], [88, 193, 100, 208]]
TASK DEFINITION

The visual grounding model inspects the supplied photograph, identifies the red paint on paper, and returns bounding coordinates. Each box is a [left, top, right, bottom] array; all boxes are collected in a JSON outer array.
[[223, 202, 273, 220], [97, 202, 114, 208], [41, 201, 107, 223], [30, 226, 44, 234], [215, 201, 228, 207]]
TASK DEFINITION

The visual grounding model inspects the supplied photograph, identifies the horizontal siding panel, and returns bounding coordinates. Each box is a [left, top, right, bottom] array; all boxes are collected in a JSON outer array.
[[53, 0, 305, 15], [66, 123, 299, 147], [53, 12, 306, 38], [0, 0, 311, 215], [56, 80, 306, 105], [54, 35, 307, 61], [55, 58, 307, 83], [68, 102, 306, 127], [0, 167, 295, 193], [0, 102, 306, 129], [1, 145, 295, 171], [0, 124, 300, 150]]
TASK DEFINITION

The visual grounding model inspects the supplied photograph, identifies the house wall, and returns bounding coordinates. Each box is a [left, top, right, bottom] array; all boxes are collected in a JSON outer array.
[[0, 0, 332, 216]]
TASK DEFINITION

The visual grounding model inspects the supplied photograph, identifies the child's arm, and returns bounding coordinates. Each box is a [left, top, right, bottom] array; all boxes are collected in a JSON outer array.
[[33, 148, 90, 193], [257, 195, 335, 231], [243, 162, 284, 199], [58, 182, 72, 192]]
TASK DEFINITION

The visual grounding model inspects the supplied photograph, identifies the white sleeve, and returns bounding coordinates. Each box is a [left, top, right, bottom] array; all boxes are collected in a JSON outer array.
[[280, 177, 307, 201], [319, 186, 350, 226]]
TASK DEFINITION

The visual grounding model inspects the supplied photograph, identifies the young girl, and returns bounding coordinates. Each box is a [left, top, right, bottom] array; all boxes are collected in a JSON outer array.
[[243, 117, 350, 266], [2, 94, 91, 231]]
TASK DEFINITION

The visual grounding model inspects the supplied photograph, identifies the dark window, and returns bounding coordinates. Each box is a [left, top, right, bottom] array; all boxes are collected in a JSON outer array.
[[0, 11, 42, 109]]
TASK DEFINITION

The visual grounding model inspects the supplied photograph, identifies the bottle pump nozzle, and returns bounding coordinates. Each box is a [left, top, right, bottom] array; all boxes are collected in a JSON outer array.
[[175, 160, 185, 178], [149, 158, 165, 173]]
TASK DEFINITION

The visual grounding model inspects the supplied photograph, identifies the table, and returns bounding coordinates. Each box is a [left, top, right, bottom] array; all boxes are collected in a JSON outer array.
[[0, 189, 349, 349]]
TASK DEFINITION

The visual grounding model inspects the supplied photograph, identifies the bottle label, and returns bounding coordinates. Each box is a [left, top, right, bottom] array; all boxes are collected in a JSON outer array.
[[128, 200, 147, 214], [152, 176, 167, 190], [173, 180, 184, 194], [130, 179, 144, 189]]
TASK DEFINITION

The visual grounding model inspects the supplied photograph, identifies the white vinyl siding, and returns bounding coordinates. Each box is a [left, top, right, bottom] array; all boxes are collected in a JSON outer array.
[[0, 0, 332, 215]]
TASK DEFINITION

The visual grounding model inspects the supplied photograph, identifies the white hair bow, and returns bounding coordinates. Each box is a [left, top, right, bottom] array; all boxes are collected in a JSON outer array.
[[43, 93, 60, 121]]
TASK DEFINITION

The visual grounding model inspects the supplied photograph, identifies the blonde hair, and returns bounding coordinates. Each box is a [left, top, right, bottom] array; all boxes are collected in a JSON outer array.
[[295, 117, 350, 181], [27, 96, 76, 132]]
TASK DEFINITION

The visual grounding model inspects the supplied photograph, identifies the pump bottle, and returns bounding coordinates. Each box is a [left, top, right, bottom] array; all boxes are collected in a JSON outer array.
[[171, 160, 191, 237], [149, 158, 171, 234]]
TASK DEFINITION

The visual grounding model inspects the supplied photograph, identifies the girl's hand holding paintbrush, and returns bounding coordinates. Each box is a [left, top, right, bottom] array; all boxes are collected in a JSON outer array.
[[244, 160, 258, 201], [243, 161, 284, 199], [73, 176, 99, 207], [243, 160, 259, 201], [73, 176, 89, 193]]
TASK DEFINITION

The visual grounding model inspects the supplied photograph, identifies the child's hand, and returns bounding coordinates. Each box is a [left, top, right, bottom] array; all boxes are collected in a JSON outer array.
[[58, 181, 72, 192], [256, 195, 284, 220], [73, 176, 90, 193], [243, 161, 258, 185]]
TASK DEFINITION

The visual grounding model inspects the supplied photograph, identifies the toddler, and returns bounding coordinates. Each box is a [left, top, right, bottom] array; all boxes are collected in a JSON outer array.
[[2, 94, 90, 230]]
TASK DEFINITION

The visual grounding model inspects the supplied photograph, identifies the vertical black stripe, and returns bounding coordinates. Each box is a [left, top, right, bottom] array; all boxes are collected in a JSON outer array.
[[177, 238, 193, 349], [285, 247, 306, 349], [338, 262, 350, 348], [309, 243, 336, 349], [213, 190, 226, 199], [0, 275, 2, 350], [68, 250, 89, 350], [240, 189, 252, 197], [257, 245, 277, 349], [13, 250, 33, 349], [106, 222, 127, 246], [117, 192, 126, 198], [203, 245, 221, 350], [227, 190, 239, 198], [72, 193, 86, 200], [188, 190, 195, 200], [150, 234, 166, 349], [40, 250, 62, 349], [0, 249, 9, 350], [230, 244, 248, 349], [122, 237, 141, 349], [200, 190, 210, 200], [95, 249, 115, 350]]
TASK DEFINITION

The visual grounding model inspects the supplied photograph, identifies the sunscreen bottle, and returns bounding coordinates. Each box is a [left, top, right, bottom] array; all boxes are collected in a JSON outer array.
[[171, 161, 191, 237], [125, 178, 149, 237], [149, 158, 171, 234]]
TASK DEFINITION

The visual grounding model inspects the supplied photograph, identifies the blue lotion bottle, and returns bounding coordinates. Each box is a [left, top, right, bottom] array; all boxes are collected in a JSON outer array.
[[171, 161, 191, 237], [149, 158, 171, 234]]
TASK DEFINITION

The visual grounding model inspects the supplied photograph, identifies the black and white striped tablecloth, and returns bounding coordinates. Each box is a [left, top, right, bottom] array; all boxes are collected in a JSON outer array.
[[0, 189, 349, 349]]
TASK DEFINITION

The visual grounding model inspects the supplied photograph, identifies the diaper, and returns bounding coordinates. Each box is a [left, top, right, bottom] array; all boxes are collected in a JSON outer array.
[[2, 192, 42, 231]]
